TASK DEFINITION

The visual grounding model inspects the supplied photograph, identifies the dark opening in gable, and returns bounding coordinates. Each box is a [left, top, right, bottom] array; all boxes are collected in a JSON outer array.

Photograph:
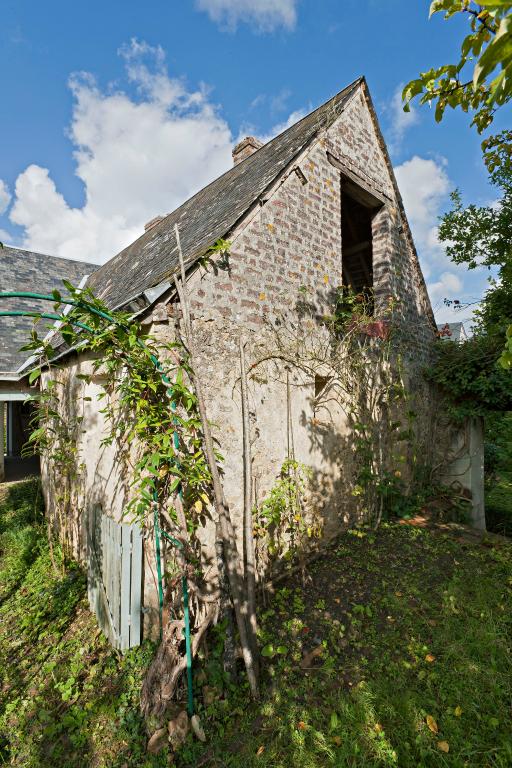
[[341, 191, 373, 298]]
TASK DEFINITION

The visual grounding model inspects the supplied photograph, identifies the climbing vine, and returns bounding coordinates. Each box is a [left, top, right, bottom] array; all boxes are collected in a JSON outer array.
[[250, 285, 424, 527], [254, 459, 321, 566], [25, 376, 84, 571], [23, 282, 213, 538], [19, 253, 261, 720]]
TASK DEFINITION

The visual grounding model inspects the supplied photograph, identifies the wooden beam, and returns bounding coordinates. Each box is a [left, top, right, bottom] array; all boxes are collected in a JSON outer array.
[[343, 240, 371, 258], [327, 151, 389, 208]]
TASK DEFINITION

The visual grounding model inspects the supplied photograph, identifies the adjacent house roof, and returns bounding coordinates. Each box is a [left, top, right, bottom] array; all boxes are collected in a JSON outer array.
[[0, 246, 97, 375], [87, 78, 363, 311], [437, 322, 468, 343]]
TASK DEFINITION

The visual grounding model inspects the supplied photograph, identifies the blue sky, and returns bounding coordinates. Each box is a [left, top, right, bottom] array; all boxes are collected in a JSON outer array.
[[0, 0, 507, 324]]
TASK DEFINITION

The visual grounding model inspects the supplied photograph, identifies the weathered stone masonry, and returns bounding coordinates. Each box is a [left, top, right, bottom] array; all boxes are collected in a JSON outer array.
[[25, 79, 465, 636], [175, 85, 438, 543]]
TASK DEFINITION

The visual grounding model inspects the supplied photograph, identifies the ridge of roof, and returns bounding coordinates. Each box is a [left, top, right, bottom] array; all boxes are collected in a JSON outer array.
[[86, 77, 363, 310], [1, 244, 97, 271]]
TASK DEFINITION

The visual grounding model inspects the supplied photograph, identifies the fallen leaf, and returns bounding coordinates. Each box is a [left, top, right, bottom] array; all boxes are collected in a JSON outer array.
[[191, 714, 206, 742], [437, 741, 450, 753], [300, 646, 323, 668], [147, 728, 168, 755], [168, 711, 188, 749], [395, 591, 402, 597], [426, 715, 438, 734], [297, 721, 307, 730], [332, 735, 342, 746], [454, 706, 463, 717], [425, 653, 436, 663], [256, 746, 265, 756]]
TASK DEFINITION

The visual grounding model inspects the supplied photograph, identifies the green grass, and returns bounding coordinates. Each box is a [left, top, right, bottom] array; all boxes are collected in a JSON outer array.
[[1, 480, 511, 767], [0, 479, 166, 768], [175, 527, 512, 768], [486, 476, 512, 536]]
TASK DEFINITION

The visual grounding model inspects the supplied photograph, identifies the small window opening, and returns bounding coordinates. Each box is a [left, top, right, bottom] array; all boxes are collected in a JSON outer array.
[[341, 191, 373, 309], [314, 374, 330, 399]]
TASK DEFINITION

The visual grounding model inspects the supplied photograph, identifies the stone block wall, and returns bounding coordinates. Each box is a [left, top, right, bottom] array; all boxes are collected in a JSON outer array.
[[37, 85, 448, 639], [168, 92, 440, 550]]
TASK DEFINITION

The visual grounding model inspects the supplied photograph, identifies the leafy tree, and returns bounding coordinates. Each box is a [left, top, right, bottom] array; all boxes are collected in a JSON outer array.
[[404, 1, 512, 364], [438, 159, 512, 345], [427, 333, 512, 419], [403, 1, 512, 171]]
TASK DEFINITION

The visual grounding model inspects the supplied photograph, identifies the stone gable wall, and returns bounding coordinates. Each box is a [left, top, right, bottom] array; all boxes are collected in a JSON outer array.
[[160, 89, 439, 546], [38, 88, 442, 613]]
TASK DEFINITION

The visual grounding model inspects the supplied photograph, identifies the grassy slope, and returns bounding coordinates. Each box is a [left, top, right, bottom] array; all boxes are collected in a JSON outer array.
[[0, 479, 165, 768], [1, 480, 511, 768]]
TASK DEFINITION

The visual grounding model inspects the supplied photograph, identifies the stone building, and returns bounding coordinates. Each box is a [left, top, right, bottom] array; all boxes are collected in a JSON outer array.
[[0, 78, 484, 645]]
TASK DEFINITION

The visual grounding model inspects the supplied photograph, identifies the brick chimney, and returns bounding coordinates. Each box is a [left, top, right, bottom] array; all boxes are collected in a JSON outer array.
[[232, 136, 263, 166], [144, 215, 165, 232]]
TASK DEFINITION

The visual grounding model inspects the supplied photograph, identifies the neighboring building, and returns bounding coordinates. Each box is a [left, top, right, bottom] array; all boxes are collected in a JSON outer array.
[[0, 78, 485, 646], [438, 321, 468, 343], [0, 246, 97, 481]]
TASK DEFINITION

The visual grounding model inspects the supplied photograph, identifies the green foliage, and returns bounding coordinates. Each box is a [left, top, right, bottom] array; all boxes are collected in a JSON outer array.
[[23, 282, 215, 536], [486, 476, 512, 534], [499, 323, 512, 368], [255, 459, 320, 561], [403, 1, 512, 171], [427, 335, 512, 419], [175, 524, 512, 767], [415, 1, 512, 362], [484, 411, 512, 534], [0, 480, 165, 768], [438, 189, 512, 275], [437, 160, 512, 368]]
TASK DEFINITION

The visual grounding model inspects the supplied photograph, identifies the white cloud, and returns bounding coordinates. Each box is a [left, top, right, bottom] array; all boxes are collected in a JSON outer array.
[[196, 0, 298, 31], [260, 108, 306, 142], [9, 39, 233, 263], [394, 155, 450, 277], [237, 107, 307, 147], [0, 180, 11, 215], [395, 154, 489, 327], [428, 271, 462, 305], [386, 84, 419, 155], [271, 88, 291, 114]]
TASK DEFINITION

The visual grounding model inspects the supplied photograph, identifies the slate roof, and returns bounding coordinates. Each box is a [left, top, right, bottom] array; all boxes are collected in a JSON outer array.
[[87, 78, 362, 310], [0, 246, 97, 375]]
